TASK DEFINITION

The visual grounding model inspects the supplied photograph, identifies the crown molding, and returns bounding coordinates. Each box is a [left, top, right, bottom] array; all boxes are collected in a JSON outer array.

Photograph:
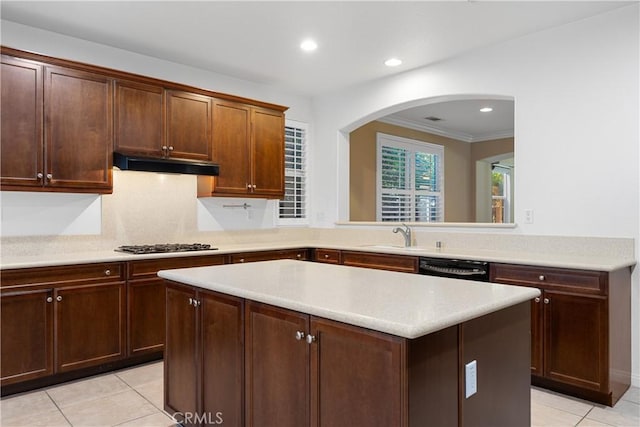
[[377, 116, 513, 143]]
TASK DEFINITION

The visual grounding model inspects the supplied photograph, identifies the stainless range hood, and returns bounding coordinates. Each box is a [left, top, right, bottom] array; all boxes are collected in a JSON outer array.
[[113, 152, 219, 176]]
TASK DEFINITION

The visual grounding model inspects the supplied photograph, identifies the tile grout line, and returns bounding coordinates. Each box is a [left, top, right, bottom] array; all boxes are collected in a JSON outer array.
[[43, 389, 73, 427]]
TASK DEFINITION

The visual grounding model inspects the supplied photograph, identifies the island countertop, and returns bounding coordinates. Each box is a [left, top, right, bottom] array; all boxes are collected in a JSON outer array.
[[158, 259, 540, 339]]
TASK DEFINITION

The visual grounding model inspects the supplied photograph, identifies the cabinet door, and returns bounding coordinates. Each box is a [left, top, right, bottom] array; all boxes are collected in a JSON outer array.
[[212, 100, 251, 194], [166, 90, 212, 161], [251, 108, 284, 197], [544, 290, 607, 392], [165, 283, 198, 424], [114, 80, 164, 157], [55, 282, 125, 372], [245, 302, 309, 427], [1, 56, 43, 188], [230, 249, 309, 264], [45, 66, 113, 192], [531, 297, 543, 376], [310, 316, 405, 427], [127, 278, 166, 356], [1, 288, 53, 385], [201, 290, 244, 427]]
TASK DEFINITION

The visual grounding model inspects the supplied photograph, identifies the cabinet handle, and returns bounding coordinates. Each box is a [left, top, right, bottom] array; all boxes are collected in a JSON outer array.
[[324, 254, 330, 259], [306, 334, 316, 344], [188, 297, 194, 306], [295, 331, 306, 341], [46, 173, 53, 180], [196, 300, 201, 307], [46, 296, 53, 303], [246, 183, 252, 190], [534, 297, 540, 303], [56, 295, 62, 302], [104, 269, 111, 276], [162, 145, 168, 151], [252, 184, 257, 190], [543, 298, 550, 304], [296, 254, 302, 259], [37, 172, 44, 179], [538, 275, 546, 281], [239, 258, 245, 263]]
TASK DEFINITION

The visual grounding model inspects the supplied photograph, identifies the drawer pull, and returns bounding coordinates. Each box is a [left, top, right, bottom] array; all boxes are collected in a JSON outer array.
[[324, 254, 330, 259], [239, 258, 245, 263], [104, 269, 111, 276], [297, 254, 302, 259], [543, 298, 550, 304], [539, 275, 546, 281]]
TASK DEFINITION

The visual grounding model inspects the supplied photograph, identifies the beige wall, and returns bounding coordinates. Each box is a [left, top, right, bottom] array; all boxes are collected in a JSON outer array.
[[349, 121, 473, 222]]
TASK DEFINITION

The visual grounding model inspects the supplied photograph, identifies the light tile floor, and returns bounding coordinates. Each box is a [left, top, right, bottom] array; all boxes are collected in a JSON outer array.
[[1, 361, 638, 426]]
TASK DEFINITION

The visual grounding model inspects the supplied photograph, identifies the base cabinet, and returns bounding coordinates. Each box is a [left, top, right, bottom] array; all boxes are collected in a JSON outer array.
[[0, 263, 126, 388], [165, 282, 244, 427], [491, 263, 631, 405], [166, 283, 532, 427]]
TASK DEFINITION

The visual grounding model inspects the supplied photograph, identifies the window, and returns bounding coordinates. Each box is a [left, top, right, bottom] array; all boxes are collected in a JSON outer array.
[[278, 120, 308, 225], [376, 133, 444, 222], [491, 164, 512, 223]]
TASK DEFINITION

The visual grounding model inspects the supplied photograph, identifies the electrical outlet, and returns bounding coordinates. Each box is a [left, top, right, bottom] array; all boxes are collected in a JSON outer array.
[[524, 209, 534, 224], [465, 360, 477, 398]]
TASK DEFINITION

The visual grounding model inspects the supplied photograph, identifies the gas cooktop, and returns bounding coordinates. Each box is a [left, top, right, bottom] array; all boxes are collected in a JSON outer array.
[[115, 243, 216, 255]]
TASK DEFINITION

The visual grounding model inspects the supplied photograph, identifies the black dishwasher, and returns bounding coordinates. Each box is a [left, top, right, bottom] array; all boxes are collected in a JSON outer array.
[[418, 257, 490, 282]]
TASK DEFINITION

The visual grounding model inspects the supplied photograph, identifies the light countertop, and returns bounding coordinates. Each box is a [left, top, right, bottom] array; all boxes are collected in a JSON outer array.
[[158, 259, 541, 339], [0, 241, 634, 271]]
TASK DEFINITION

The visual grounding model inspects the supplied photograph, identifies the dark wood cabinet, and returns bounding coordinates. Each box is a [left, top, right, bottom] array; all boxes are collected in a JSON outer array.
[[165, 282, 243, 427], [251, 107, 285, 197], [0, 288, 53, 385], [0, 263, 125, 389], [341, 250, 418, 273], [230, 249, 309, 264], [114, 80, 164, 157], [55, 282, 126, 372], [543, 290, 607, 392], [199, 102, 286, 199], [312, 248, 341, 264], [245, 302, 309, 426], [310, 316, 405, 427], [166, 90, 213, 161], [1, 55, 43, 189], [491, 263, 631, 405], [210, 99, 251, 195], [126, 254, 226, 357], [45, 66, 113, 192]]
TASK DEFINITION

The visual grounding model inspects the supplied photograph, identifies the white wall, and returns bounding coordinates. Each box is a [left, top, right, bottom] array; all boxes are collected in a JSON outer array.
[[310, 5, 640, 384]]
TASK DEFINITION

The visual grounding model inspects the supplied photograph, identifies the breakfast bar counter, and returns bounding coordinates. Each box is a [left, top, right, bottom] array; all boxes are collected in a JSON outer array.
[[159, 260, 540, 427]]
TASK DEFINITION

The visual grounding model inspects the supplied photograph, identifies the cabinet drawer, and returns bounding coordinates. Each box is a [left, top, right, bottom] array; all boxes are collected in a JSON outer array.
[[341, 251, 418, 273], [230, 249, 309, 264], [128, 255, 226, 279], [1, 263, 124, 289], [490, 264, 606, 294], [313, 249, 341, 264]]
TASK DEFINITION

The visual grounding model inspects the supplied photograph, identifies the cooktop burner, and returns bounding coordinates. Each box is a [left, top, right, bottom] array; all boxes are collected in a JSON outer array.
[[115, 243, 216, 254]]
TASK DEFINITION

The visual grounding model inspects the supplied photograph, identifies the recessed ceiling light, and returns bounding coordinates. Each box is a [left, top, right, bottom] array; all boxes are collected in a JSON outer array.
[[480, 107, 493, 113], [384, 58, 402, 67], [300, 39, 318, 52]]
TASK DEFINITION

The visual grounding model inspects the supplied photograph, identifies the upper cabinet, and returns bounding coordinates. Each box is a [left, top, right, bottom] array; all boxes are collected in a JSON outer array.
[[1, 54, 113, 193], [114, 80, 165, 158], [115, 83, 213, 161], [198, 100, 286, 199], [1, 56, 43, 189], [1, 47, 287, 196], [165, 90, 213, 161]]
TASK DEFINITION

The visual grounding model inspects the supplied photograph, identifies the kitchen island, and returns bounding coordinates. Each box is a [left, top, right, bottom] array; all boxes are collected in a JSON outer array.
[[159, 259, 540, 427]]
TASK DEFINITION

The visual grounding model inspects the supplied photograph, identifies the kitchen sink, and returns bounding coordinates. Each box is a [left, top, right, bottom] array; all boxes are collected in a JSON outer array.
[[361, 244, 427, 251]]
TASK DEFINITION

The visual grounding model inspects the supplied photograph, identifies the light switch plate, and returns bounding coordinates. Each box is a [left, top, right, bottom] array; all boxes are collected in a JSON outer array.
[[465, 360, 477, 398]]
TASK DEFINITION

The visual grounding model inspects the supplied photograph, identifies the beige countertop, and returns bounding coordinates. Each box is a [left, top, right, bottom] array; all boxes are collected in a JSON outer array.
[[158, 260, 541, 339], [0, 240, 634, 272]]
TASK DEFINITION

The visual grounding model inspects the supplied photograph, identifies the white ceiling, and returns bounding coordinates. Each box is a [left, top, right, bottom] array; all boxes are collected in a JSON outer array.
[[1, 1, 632, 97]]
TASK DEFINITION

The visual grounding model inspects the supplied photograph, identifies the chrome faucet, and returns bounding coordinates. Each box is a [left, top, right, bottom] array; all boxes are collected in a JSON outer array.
[[392, 223, 412, 247]]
